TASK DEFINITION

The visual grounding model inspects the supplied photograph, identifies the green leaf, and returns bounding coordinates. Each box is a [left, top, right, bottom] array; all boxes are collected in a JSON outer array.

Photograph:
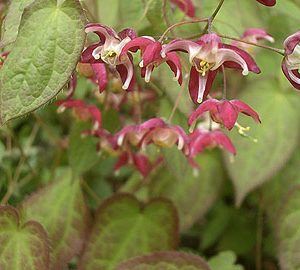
[[78, 194, 179, 270], [277, 186, 300, 270], [0, 0, 86, 125], [21, 169, 90, 270], [0, 206, 50, 270], [208, 251, 244, 270], [68, 122, 99, 176], [224, 80, 300, 206], [0, 0, 34, 47], [144, 0, 168, 33], [150, 149, 224, 231], [115, 251, 211, 270], [262, 143, 300, 222]]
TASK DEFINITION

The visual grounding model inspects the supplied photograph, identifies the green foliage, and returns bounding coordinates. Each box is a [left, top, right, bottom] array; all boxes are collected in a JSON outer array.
[[0, 0, 86, 125], [0, 0, 34, 47], [68, 122, 99, 176], [208, 251, 244, 270], [0, 206, 50, 270], [277, 186, 300, 270], [21, 169, 90, 270], [115, 251, 211, 270], [150, 149, 224, 231], [78, 194, 179, 270], [224, 80, 300, 206]]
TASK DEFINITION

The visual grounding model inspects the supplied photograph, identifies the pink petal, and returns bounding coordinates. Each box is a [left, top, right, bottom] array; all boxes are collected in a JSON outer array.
[[219, 100, 239, 130], [231, 100, 261, 123], [222, 44, 261, 74], [138, 118, 166, 131], [120, 37, 155, 58], [81, 44, 101, 63], [170, 0, 195, 17], [161, 39, 200, 59], [85, 23, 119, 43], [165, 52, 183, 85], [284, 31, 300, 55], [188, 99, 219, 125], [282, 60, 300, 90], [142, 42, 162, 67], [256, 0, 276, 6], [132, 153, 151, 177], [188, 68, 218, 104], [118, 28, 137, 40], [91, 63, 108, 93], [213, 131, 236, 155], [116, 55, 135, 91], [242, 28, 274, 42], [114, 152, 129, 172]]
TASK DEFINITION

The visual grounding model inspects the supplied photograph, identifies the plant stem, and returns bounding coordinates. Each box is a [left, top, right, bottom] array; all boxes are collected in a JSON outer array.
[[219, 34, 285, 55], [168, 80, 186, 122], [159, 18, 209, 42], [202, 0, 225, 33]]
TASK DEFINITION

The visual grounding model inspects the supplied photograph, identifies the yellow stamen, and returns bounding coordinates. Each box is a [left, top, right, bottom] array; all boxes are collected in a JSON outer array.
[[235, 122, 258, 143]]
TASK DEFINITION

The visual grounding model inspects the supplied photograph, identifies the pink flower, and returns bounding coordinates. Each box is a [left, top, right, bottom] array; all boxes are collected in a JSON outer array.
[[161, 33, 260, 103], [282, 31, 300, 90], [141, 125, 189, 153], [188, 99, 261, 130], [188, 129, 236, 157], [256, 0, 276, 6], [81, 24, 137, 92], [116, 118, 166, 147], [170, 0, 195, 17], [56, 99, 102, 130], [114, 151, 152, 177], [121, 37, 182, 84], [233, 28, 274, 52]]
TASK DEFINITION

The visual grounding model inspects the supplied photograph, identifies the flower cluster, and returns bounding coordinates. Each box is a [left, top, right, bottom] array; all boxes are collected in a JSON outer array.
[[56, 0, 300, 177]]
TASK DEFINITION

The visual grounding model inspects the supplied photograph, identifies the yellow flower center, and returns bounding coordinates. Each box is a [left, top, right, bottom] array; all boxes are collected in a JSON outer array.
[[194, 59, 214, 77]]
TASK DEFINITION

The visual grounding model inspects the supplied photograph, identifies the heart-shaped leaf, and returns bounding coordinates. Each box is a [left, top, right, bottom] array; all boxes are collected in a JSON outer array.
[[0, 0, 86, 125], [0, 206, 50, 270], [115, 251, 211, 270], [224, 80, 300, 206], [21, 169, 90, 270], [277, 186, 300, 270], [78, 194, 179, 270], [0, 0, 34, 47], [151, 148, 224, 231]]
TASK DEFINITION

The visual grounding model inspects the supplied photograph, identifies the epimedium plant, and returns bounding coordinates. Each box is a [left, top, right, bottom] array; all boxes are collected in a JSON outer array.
[[1, 0, 300, 269]]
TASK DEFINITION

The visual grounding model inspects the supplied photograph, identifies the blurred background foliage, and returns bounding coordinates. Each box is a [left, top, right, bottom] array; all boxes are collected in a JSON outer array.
[[1, 0, 300, 269]]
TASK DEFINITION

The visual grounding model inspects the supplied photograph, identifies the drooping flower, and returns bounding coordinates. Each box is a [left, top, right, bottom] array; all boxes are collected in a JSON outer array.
[[232, 28, 274, 52], [121, 37, 182, 85], [81, 23, 137, 92], [161, 33, 260, 103], [170, 0, 195, 17], [116, 118, 166, 147], [282, 31, 300, 90], [256, 0, 276, 6], [56, 99, 102, 130], [188, 99, 261, 130], [188, 128, 236, 158], [114, 151, 152, 177]]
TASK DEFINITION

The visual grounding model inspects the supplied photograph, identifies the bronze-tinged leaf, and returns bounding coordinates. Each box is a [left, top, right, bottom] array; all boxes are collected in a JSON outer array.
[[115, 251, 211, 270], [78, 194, 179, 270], [21, 169, 90, 270], [0, 206, 50, 270]]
